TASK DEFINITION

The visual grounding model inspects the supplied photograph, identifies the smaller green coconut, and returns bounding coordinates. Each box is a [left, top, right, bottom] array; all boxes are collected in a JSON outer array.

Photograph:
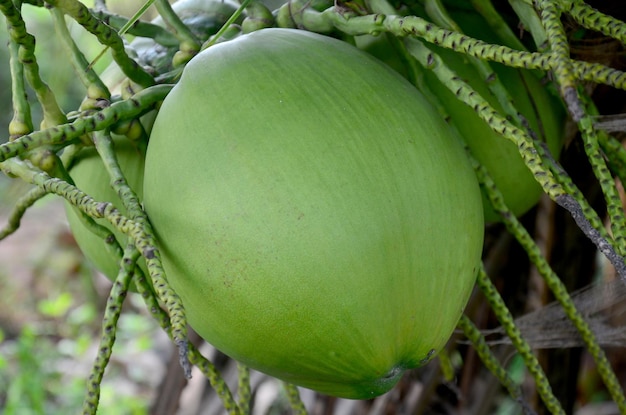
[[64, 138, 148, 290]]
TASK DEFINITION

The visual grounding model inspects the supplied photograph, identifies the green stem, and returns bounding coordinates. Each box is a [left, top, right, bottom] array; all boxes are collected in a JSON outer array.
[[536, 0, 626, 257], [7, 32, 33, 139], [560, 0, 626, 46], [0, 84, 172, 163], [403, 35, 626, 280], [281, 7, 626, 90], [46, 0, 154, 88], [421, 0, 541, 138], [600, 134, 626, 186], [92, 131, 144, 225], [535, 1, 579, 115], [94, 131, 192, 379], [457, 315, 530, 411], [283, 383, 307, 414], [579, 96, 626, 211], [132, 274, 242, 414], [476, 265, 565, 414], [92, 130, 196, 375], [471, 148, 626, 413], [82, 244, 136, 415], [236, 363, 251, 414], [188, 347, 242, 415], [3, 156, 192, 382], [573, 61, 626, 91], [50, 7, 109, 97], [1, 0, 66, 128], [537, 141, 612, 244], [0, 187, 48, 240], [404, 37, 565, 201], [89, 128, 150, 271]]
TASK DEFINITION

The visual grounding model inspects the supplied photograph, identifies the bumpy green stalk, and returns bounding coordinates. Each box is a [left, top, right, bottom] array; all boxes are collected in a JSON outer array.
[[535, 1, 579, 116], [421, 0, 534, 137], [404, 35, 626, 278], [1, 0, 66, 128], [188, 348, 242, 415], [0, 187, 48, 239], [93, 129, 195, 379], [236, 363, 251, 414], [573, 61, 626, 94], [436, 348, 455, 382], [469, 0, 560, 114], [82, 244, 136, 415], [92, 131, 143, 226], [283, 383, 307, 415], [55, 140, 130, 270], [576, 93, 626, 194], [393, 13, 619, 272], [3, 156, 192, 380], [457, 315, 529, 411], [75, 203, 130, 270], [537, 0, 626, 256], [45, 0, 154, 88], [50, 7, 109, 98], [406, 26, 595, 404], [90, 128, 148, 269], [132, 275, 241, 415], [403, 37, 564, 201], [537, 142, 612, 243], [600, 134, 626, 185], [4, 1, 69, 172], [472, 150, 626, 412], [94, 132, 191, 378], [0, 84, 172, 163], [7, 37, 33, 139], [539, 141, 625, 276], [300, 16, 626, 406], [281, 7, 626, 90], [2, 160, 140, 249], [373, 14, 545, 70], [579, 118, 626, 255], [560, 0, 626, 46], [475, 265, 564, 414], [189, 349, 242, 415]]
